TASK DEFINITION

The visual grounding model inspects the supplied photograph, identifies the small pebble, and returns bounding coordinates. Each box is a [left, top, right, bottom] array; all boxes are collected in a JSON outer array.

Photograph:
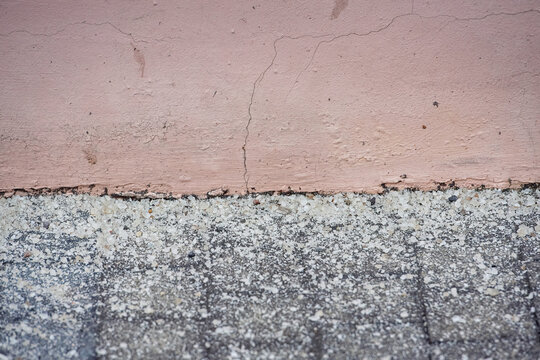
[[369, 197, 376, 206], [188, 251, 196, 258], [448, 195, 458, 202]]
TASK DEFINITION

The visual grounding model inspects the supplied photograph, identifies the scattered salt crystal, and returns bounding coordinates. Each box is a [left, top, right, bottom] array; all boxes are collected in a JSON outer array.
[[485, 288, 500, 296], [215, 326, 233, 335], [19, 322, 33, 333], [517, 224, 532, 238], [309, 310, 324, 321]]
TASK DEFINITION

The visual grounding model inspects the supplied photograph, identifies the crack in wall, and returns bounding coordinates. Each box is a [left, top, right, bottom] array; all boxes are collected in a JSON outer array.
[[0, 21, 146, 44], [242, 34, 331, 192], [242, 7, 539, 192], [0, 22, 190, 44], [290, 9, 540, 96]]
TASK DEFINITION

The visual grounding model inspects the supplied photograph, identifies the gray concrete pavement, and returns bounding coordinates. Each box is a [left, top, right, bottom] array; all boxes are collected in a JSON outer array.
[[1, 189, 539, 359]]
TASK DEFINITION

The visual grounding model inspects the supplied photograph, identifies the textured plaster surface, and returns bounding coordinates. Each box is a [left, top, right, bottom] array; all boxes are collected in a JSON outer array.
[[0, 0, 539, 196]]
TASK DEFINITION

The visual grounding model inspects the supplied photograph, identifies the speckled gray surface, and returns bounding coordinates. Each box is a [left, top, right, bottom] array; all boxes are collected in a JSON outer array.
[[1, 188, 539, 359]]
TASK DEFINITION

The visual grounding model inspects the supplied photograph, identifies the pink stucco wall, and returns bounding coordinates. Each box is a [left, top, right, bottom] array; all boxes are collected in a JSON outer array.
[[1, 0, 539, 196]]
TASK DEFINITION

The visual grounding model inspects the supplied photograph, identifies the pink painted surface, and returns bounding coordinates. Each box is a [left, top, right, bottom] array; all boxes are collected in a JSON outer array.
[[0, 0, 539, 196]]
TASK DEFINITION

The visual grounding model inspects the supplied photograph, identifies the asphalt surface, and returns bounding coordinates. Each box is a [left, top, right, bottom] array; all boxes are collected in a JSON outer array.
[[1, 188, 539, 359]]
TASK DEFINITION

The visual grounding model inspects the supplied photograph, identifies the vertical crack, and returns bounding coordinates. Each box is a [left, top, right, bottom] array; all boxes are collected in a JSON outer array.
[[242, 38, 280, 193], [242, 13, 412, 191], [242, 34, 336, 192]]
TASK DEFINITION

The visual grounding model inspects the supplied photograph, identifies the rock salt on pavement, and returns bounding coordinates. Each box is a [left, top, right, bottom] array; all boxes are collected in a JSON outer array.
[[0, 188, 539, 359]]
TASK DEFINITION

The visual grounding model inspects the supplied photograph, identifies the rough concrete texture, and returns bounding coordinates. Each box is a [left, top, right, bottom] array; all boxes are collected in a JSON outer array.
[[1, 188, 539, 359], [1, 1, 539, 196]]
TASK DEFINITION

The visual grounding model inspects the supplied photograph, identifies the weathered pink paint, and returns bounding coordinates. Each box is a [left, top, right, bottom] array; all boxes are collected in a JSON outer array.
[[1, 0, 539, 196]]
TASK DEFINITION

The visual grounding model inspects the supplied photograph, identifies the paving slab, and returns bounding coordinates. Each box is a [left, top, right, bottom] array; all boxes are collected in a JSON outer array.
[[0, 188, 538, 359]]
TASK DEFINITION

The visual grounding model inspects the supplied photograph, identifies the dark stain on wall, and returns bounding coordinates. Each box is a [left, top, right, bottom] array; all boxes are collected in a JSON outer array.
[[132, 44, 146, 77], [330, 0, 348, 20], [84, 149, 97, 165]]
